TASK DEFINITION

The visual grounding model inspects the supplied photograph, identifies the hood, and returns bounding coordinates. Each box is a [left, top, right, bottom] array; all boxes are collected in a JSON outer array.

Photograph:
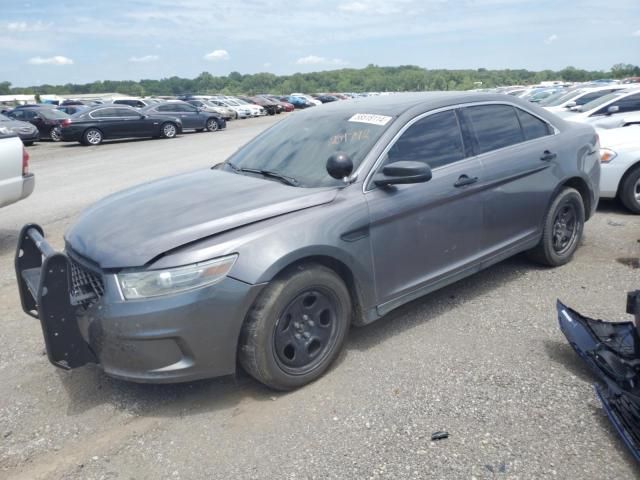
[[0, 118, 37, 132], [597, 125, 640, 149], [66, 169, 338, 268]]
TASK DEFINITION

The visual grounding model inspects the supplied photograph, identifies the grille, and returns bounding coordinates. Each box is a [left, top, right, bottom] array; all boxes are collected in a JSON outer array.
[[69, 258, 105, 305]]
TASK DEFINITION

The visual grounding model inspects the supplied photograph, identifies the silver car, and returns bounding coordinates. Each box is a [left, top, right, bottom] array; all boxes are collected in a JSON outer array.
[[16, 93, 600, 390]]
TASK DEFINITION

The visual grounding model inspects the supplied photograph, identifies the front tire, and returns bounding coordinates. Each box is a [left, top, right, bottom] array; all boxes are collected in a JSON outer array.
[[82, 128, 103, 146], [239, 264, 351, 391], [619, 166, 640, 214], [528, 187, 585, 266], [160, 122, 178, 138]]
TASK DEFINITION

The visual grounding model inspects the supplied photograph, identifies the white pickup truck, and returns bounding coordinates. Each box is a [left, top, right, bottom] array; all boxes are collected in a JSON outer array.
[[0, 127, 34, 208]]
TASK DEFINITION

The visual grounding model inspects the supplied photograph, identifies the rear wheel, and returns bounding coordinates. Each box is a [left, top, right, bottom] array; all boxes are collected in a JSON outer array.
[[528, 187, 585, 266], [160, 122, 177, 138], [239, 264, 351, 391], [206, 118, 219, 132], [49, 127, 61, 142], [619, 166, 640, 214], [82, 128, 103, 146]]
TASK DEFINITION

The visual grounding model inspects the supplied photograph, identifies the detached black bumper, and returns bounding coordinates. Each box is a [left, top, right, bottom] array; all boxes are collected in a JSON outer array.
[[557, 299, 640, 463], [15, 224, 98, 369]]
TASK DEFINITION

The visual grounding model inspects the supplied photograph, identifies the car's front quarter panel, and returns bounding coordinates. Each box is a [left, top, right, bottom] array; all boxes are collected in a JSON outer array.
[[152, 185, 377, 321]]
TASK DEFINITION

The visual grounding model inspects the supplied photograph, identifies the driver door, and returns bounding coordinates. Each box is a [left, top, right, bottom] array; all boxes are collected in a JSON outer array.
[[365, 109, 485, 310]]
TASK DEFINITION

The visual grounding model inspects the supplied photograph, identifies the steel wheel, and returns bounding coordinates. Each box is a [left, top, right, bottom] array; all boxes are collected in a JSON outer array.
[[84, 128, 102, 145], [49, 127, 61, 142], [552, 203, 578, 255], [273, 288, 340, 375], [206, 118, 219, 132], [162, 123, 177, 138]]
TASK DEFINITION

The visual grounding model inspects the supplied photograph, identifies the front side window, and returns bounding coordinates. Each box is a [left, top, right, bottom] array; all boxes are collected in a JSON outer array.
[[114, 107, 139, 118], [594, 93, 640, 115], [516, 109, 552, 140], [90, 108, 117, 119], [385, 110, 465, 169], [462, 105, 524, 154]]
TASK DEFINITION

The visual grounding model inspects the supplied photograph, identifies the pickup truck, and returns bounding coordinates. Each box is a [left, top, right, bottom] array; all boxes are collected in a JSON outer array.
[[0, 127, 34, 208]]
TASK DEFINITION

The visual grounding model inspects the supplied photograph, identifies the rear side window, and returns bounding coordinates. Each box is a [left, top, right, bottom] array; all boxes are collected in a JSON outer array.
[[386, 110, 465, 169], [516, 109, 552, 140], [462, 105, 524, 154]]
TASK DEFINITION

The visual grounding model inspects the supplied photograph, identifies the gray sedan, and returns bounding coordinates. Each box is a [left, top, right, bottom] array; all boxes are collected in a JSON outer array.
[[0, 113, 39, 145], [16, 93, 600, 390]]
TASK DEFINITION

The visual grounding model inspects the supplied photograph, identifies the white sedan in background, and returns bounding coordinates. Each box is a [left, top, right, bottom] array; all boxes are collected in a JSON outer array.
[[598, 125, 640, 213], [558, 88, 640, 124]]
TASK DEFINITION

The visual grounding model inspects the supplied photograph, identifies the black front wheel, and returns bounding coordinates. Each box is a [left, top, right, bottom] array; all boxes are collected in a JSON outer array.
[[239, 264, 351, 391], [619, 166, 640, 214], [206, 118, 219, 132], [160, 122, 178, 138], [49, 127, 62, 142], [528, 187, 585, 266]]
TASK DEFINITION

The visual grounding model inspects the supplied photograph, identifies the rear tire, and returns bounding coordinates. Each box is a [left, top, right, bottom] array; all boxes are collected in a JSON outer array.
[[49, 127, 61, 142], [160, 122, 178, 139], [619, 166, 640, 214], [206, 118, 219, 132], [239, 264, 351, 391], [82, 128, 103, 146], [528, 187, 585, 266]]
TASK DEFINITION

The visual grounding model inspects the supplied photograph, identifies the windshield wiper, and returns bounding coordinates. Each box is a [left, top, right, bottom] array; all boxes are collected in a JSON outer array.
[[237, 167, 299, 186]]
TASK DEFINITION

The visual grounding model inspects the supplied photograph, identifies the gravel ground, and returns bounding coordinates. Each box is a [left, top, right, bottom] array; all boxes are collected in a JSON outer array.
[[1, 114, 639, 479]]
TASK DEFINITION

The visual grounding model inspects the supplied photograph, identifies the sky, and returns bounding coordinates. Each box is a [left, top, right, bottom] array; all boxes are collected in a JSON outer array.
[[1, 0, 639, 87]]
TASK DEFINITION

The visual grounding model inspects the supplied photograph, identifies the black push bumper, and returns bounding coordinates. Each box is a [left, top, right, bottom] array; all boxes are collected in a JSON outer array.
[[15, 224, 98, 369], [557, 297, 640, 462]]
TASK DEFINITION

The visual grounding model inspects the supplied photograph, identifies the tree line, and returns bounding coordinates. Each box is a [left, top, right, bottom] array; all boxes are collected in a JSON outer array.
[[1, 63, 638, 98]]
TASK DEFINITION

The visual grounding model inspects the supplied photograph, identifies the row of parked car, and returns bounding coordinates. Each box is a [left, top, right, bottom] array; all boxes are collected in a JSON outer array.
[[0, 92, 356, 147]]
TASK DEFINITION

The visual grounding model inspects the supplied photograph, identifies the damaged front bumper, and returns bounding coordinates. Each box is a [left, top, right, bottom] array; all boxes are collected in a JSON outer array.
[[557, 296, 640, 462]]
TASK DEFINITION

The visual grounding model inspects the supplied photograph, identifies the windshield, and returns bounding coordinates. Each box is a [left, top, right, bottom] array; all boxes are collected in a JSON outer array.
[[224, 110, 394, 188], [580, 91, 625, 112], [225, 99, 240, 106], [539, 89, 584, 107]]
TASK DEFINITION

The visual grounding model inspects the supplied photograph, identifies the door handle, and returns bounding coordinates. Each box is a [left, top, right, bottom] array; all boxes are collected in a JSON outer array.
[[540, 150, 557, 161], [454, 174, 479, 188]]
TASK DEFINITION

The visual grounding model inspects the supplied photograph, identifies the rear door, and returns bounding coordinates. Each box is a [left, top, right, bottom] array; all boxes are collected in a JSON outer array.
[[459, 103, 558, 254], [365, 109, 485, 309]]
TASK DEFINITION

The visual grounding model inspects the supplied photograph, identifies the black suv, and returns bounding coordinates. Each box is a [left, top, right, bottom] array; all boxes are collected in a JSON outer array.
[[142, 101, 226, 132]]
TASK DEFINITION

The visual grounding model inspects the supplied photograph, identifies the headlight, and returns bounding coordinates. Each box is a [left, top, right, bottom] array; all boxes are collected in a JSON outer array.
[[600, 148, 617, 163], [117, 254, 237, 300]]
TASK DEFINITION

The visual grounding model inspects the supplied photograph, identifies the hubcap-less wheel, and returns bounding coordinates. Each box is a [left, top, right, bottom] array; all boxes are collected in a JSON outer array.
[[207, 119, 219, 131], [162, 123, 177, 138], [50, 127, 61, 142], [274, 288, 339, 375], [552, 203, 578, 254], [85, 129, 102, 145]]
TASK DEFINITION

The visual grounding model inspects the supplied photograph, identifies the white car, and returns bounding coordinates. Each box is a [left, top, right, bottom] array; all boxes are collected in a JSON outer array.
[[209, 99, 252, 119], [0, 127, 34, 209], [598, 125, 640, 213], [541, 85, 627, 113], [592, 111, 640, 129], [228, 97, 266, 117], [291, 93, 322, 106], [557, 88, 640, 124]]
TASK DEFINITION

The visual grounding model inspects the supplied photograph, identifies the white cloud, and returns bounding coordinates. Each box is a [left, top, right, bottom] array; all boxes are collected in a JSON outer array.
[[339, 2, 369, 12], [633, 29, 640, 37], [7, 21, 49, 32], [203, 49, 229, 61], [129, 54, 159, 62], [263, 62, 272, 68], [544, 33, 558, 44], [296, 55, 349, 66], [28, 55, 74, 65]]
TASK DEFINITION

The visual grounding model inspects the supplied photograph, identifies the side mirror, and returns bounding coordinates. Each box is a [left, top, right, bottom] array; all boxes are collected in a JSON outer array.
[[326, 152, 353, 179], [607, 105, 620, 115], [140, 114, 149, 119], [373, 161, 432, 187], [565, 101, 577, 108]]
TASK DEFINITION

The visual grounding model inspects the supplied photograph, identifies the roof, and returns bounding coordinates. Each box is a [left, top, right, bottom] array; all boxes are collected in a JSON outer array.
[[292, 91, 523, 117]]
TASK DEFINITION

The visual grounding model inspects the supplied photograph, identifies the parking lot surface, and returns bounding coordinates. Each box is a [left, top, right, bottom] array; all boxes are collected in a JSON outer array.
[[1, 114, 639, 479]]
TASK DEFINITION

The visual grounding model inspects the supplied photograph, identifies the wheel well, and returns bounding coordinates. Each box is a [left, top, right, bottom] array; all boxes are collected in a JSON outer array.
[[617, 161, 640, 197], [273, 256, 364, 325], [561, 177, 592, 220]]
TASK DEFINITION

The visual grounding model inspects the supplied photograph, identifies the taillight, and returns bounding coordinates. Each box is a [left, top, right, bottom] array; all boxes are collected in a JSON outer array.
[[22, 146, 29, 176], [61, 119, 71, 128]]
